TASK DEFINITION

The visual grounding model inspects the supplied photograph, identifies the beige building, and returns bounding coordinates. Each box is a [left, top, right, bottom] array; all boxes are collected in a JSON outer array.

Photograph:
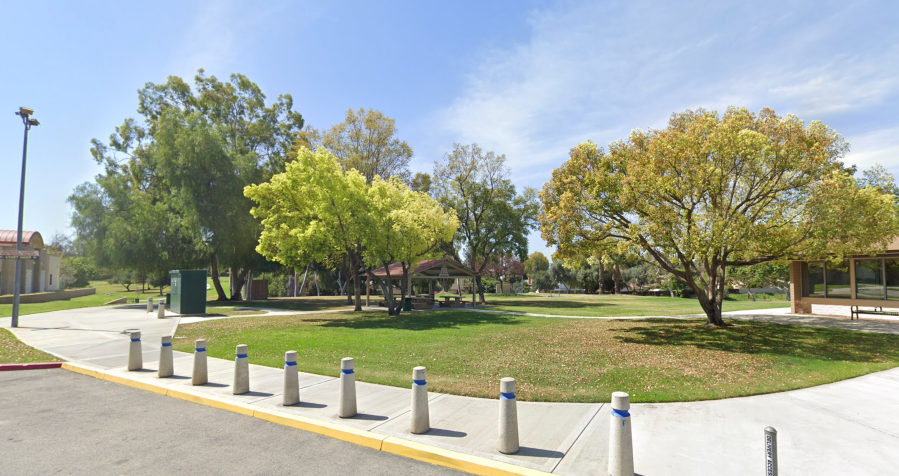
[[790, 236, 899, 315], [0, 230, 60, 296]]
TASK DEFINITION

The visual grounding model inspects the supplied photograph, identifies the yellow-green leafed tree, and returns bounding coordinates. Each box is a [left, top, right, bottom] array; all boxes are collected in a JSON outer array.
[[540, 107, 899, 327], [245, 147, 372, 310], [364, 178, 458, 316]]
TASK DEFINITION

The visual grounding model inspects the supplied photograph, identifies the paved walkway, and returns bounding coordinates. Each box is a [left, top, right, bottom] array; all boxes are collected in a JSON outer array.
[[4, 306, 899, 475]]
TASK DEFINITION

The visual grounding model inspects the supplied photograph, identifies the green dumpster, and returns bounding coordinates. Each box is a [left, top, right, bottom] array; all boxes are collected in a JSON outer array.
[[170, 269, 207, 314]]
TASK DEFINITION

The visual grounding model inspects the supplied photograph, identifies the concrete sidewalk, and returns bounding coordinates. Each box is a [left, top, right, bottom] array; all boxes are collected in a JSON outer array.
[[5, 306, 899, 475]]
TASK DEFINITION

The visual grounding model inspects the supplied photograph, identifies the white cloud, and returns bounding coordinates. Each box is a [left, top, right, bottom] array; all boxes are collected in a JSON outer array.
[[434, 1, 899, 190], [844, 126, 899, 174], [166, 0, 294, 79]]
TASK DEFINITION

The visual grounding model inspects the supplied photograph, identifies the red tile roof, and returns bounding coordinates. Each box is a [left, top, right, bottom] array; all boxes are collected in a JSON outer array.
[[0, 230, 42, 248], [364, 258, 478, 278]]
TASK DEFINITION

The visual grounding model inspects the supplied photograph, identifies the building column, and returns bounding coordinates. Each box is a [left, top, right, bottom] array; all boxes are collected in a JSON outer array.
[[789, 261, 811, 314]]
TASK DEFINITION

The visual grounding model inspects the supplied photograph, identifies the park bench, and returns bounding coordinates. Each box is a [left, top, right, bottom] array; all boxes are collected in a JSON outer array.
[[850, 305, 899, 320]]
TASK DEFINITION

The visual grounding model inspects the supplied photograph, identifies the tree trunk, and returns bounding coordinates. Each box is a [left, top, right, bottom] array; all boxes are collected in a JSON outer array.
[[229, 267, 249, 300], [395, 264, 409, 318], [210, 253, 229, 301], [598, 261, 604, 294], [353, 267, 362, 312], [298, 265, 309, 296], [377, 274, 394, 316], [613, 264, 621, 294], [691, 268, 727, 327], [747, 288, 755, 302], [475, 275, 486, 304], [344, 264, 354, 305]]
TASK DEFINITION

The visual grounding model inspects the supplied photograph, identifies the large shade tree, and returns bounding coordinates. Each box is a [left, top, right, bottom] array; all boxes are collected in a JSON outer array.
[[322, 108, 413, 184], [433, 143, 540, 303], [293, 108, 414, 302], [71, 70, 304, 300], [245, 147, 457, 313], [540, 107, 899, 326], [364, 178, 458, 315], [246, 147, 371, 310]]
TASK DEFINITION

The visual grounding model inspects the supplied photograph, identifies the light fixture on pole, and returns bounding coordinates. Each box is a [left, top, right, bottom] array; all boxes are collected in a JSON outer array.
[[11, 107, 39, 328]]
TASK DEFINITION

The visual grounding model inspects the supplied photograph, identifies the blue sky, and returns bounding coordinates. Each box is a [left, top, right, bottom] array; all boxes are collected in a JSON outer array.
[[2, 0, 897, 260]]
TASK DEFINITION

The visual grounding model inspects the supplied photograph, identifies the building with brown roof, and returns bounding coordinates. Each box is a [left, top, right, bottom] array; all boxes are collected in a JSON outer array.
[[0, 230, 60, 295]]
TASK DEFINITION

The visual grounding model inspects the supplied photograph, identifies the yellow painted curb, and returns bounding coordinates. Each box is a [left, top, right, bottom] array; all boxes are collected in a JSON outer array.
[[62, 364, 553, 476], [382, 437, 554, 476], [101, 373, 169, 396], [61, 362, 99, 379], [166, 388, 258, 417], [254, 407, 387, 450]]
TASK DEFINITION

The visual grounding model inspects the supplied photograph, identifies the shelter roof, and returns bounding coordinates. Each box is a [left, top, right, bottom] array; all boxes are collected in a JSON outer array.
[[0, 230, 43, 249], [364, 258, 478, 279]]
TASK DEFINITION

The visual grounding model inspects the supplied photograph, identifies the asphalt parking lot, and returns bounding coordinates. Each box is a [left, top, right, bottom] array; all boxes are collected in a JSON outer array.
[[0, 369, 462, 475]]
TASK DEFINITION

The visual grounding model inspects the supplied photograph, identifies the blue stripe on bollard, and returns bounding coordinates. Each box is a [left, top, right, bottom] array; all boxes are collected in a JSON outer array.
[[612, 408, 630, 418], [285, 361, 297, 366], [413, 379, 427, 386], [131, 338, 140, 342], [500, 392, 515, 399], [341, 369, 354, 375], [195, 348, 206, 352], [161, 343, 172, 347], [236, 353, 248, 359]]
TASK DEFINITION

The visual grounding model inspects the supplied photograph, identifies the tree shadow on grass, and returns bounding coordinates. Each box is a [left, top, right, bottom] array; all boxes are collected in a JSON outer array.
[[211, 298, 349, 312], [613, 320, 899, 363], [486, 299, 612, 311], [304, 311, 523, 331]]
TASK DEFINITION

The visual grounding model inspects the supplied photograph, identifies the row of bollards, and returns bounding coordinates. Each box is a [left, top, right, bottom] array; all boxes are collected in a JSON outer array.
[[146, 298, 166, 319], [127, 334, 636, 472]]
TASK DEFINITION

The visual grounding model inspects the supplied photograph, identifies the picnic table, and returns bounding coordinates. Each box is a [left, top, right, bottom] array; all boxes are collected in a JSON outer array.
[[440, 295, 465, 308]]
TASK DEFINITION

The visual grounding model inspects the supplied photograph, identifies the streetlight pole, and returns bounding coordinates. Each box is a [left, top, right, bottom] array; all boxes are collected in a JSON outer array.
[[11, 107, 39, 328]]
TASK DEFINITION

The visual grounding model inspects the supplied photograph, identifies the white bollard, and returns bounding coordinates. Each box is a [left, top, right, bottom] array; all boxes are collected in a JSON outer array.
[[192, 339, 208, 385], [498, 377, 519, 454], [410, 366, 430, 434], [127, 331, 142, 371], [157, 300, 166, 319], [146, 297, 153, 313], [609, 391, 634, 476], [233, 344, 250, 395], [158, 335, 174, 378], [338, 357, 357, 418], [283, 350, 300, 406]]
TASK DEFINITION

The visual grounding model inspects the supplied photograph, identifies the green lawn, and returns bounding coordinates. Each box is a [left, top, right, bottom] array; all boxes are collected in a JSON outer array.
[[0, 328, 61, 364], [210, 295, 354, 312], [441, 293, 789, 317], [172, 310, 899, 403], [0, 281, 143, 319]]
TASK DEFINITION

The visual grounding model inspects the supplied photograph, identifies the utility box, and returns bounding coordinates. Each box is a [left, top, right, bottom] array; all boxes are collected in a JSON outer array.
[[170, 269, 207, 314]]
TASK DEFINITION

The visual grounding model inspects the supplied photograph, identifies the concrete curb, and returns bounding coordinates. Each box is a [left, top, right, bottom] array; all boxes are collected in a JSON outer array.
[[60, 362, 553, 476], [0, 362, 62, 371]]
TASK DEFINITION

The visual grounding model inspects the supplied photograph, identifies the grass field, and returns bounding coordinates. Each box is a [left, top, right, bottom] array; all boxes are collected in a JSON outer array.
[[0, 281, 139, 319], [0, 328, 60, 364], [438, 293, 788, 317], [172, 309, 899, 403]]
